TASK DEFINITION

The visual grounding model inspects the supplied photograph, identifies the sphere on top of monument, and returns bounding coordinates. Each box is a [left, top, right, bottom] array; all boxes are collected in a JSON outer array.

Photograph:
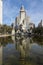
[[20, 5, 25, 12]]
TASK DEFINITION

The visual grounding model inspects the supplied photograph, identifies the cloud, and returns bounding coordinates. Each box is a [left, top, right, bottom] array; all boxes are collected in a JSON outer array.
[[25, 0, 43, 26], [3, 0, 19, 25], [3, 0, 43, 26], [26, 7, 43, 26]]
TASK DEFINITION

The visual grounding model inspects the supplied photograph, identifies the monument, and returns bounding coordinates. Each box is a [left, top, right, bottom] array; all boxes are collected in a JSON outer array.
[[15, 5, 35, 34]]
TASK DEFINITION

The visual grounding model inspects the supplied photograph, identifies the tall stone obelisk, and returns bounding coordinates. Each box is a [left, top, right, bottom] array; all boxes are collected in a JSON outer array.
[[0, 0, 2, 25]]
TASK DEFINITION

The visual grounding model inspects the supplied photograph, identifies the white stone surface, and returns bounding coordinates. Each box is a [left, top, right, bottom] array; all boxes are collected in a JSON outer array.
[[42, 21, 43, 26], [12, 29, 15, 35], [15, 5, 30, 31], [15, 6, 33, 31]]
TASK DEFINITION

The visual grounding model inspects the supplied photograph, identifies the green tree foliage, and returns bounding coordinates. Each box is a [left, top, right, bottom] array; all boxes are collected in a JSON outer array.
[[0, 24, 13, 34], [32, 27, 43, 35]]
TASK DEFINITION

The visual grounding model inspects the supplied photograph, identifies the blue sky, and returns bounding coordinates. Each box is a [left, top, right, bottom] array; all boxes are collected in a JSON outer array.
[[3, 0, 43, 26]]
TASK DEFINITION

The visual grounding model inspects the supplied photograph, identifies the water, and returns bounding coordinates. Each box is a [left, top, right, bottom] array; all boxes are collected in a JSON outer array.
[[0, 36, 43, 65]]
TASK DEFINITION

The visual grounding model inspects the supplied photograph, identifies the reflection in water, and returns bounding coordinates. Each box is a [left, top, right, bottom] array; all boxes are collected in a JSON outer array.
[[16, 37, 32, 58], [0, 45, 3, 65], [0, 36, 43, 65]]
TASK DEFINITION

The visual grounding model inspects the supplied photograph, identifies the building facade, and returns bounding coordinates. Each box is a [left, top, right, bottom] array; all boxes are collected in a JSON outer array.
[[15, 5, 34, 32], [38, 20, 43, 27]]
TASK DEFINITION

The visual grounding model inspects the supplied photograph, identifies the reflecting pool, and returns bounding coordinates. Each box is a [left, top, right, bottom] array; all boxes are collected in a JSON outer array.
[[0, 36, 43, 65]]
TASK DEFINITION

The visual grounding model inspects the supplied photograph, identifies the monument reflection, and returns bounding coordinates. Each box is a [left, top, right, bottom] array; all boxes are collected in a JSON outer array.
[[15, 37, 33, 59], [0, 36, 43, 65]]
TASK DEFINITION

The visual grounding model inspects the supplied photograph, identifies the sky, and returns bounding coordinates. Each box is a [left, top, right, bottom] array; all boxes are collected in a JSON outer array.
[[0, 0, 2, 24], [3, 0, 43, 26]]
